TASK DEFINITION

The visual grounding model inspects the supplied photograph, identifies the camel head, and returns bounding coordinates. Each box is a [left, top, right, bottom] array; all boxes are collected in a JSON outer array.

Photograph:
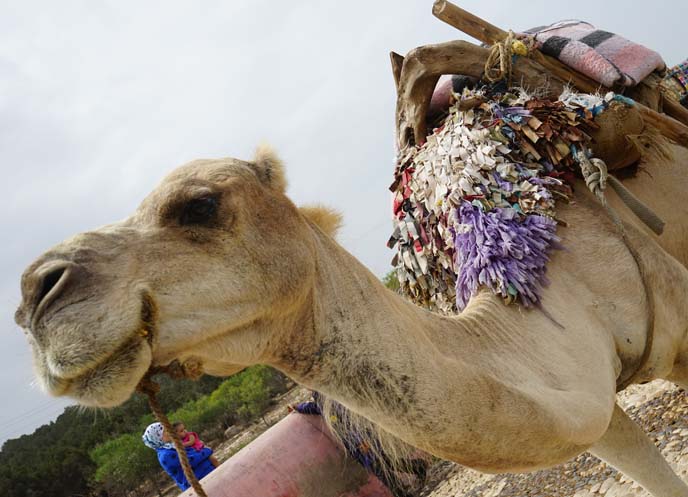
[[15, 146, 341, 407]]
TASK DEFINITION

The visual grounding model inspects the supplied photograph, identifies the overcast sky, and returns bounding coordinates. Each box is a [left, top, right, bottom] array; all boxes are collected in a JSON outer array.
[[1, 0, 685, 445]]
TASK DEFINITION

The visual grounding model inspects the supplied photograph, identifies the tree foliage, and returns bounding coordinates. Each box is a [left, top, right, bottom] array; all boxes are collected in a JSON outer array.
[[1, 367, 287, 497], [382, 270, 400, 292], [91, 434, 159, 497]]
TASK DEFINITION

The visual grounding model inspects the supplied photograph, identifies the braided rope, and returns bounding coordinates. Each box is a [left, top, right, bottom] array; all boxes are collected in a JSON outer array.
[[484, 31, 514, 84], [483, 31, 532, 85], [138, 374, 209, 497], [576, 148, 665, 235]]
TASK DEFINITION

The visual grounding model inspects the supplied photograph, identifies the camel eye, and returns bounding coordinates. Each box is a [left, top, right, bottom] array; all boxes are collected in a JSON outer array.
[[179, 196, 218, 226]]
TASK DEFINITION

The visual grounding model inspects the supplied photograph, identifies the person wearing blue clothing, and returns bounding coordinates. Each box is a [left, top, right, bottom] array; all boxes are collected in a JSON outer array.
[[142, 422, 216, 491]]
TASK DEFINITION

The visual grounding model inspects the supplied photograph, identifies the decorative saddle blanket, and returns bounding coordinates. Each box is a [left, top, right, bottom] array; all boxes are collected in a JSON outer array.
[[389, 87, 625, 314], [661, 59, 688, 106]]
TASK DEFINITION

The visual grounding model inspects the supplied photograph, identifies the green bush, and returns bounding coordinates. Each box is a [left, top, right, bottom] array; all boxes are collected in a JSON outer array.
[[90, 434, 160, 496], [88, 366, 289, 496], [168, 365, 284, 433], [382, 270, 400, 291]]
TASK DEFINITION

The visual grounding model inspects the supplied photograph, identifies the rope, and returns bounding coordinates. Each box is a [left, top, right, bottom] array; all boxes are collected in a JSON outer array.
[[484, 31, 532, 85], [579, 153, 609, 203], [137, 372, 209, 497], [607, 176, 665, 235], [484, 31, 514, 84], [575, 148, 665, 235]]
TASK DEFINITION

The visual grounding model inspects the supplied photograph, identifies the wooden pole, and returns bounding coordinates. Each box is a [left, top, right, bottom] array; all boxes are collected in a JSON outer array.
[[429, 0, 688, 141], [528, 51, 603, 94], [432, 0, 604, 94], [431, 0, 506, 45], [663, 98, 688, 128], [390, 51, 405, 90], [637, 105, 688, 146]]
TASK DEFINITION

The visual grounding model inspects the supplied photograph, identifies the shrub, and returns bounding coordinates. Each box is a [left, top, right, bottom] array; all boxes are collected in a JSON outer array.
[[90, 434, 159, 496], [91, 366, 290, 496]]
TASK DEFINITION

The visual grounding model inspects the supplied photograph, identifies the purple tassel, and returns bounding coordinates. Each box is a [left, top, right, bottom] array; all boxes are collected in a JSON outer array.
[[454, 202, 559, 309]]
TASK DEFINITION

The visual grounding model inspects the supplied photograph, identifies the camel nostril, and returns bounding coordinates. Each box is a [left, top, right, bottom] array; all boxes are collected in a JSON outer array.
[[37, 266, 67, 306], [29, 262, 75, 323]]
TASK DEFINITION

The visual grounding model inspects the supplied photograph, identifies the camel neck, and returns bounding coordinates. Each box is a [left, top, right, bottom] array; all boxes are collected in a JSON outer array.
[[264, 208, 650, 469], [271, 223, 487, 450]]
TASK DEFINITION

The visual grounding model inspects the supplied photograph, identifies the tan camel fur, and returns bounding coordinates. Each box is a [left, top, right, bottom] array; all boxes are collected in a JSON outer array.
[[15, 146, 688, 497], [606, 140, 688, 269]]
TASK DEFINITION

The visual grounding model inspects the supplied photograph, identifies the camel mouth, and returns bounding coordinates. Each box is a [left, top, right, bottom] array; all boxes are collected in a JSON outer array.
[[42, 292, 158, 406]]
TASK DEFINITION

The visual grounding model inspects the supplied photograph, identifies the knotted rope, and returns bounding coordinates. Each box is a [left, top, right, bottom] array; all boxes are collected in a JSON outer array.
[[484, 31, 515, 84], [137, 365, 208, 497], [484, 31, 532, 85], [579, 150, 610, 203], [575, 148, 665, 235]]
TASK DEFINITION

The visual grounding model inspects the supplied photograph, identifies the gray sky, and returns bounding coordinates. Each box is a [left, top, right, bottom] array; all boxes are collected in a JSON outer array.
[[1, 0, 685, 444]]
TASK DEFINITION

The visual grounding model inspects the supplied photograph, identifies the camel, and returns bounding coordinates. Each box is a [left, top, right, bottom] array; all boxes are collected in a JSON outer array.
[[14, 136, 688, 496]]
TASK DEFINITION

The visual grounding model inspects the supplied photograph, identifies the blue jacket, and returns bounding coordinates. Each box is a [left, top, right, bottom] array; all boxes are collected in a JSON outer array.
[[156, 446, 215, 490]]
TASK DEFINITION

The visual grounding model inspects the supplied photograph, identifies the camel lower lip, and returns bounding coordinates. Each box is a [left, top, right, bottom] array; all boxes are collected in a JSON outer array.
[[52, 292, 157, 381], [46, 321, 155, 393], [52, 334, 154, 407]]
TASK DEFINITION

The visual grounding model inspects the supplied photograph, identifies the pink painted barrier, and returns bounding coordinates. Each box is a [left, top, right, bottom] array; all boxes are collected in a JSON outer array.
[[179, 413, 393, 497]]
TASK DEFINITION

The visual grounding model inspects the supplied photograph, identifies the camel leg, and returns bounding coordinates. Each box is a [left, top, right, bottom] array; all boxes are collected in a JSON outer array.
[[588, 404, 687, 497]]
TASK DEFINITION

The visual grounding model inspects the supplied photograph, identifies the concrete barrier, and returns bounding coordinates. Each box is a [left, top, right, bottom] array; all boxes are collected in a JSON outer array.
[[179, 412, 393, 497]]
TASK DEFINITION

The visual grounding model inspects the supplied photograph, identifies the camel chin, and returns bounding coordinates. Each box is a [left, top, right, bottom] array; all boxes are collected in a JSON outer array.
[[26, 292, 157, 408], [34, 333, 153, 408]]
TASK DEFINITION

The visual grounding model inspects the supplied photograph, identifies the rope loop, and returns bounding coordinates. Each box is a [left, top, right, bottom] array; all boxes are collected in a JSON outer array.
[[484, 31, 533, 85], [484, 31, 514, 84], [577, 148, 609, 204]]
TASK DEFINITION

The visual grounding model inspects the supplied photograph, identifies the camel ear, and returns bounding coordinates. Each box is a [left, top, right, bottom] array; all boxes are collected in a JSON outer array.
[[299, 205, 343, 238], [251, 144, 287, 192]]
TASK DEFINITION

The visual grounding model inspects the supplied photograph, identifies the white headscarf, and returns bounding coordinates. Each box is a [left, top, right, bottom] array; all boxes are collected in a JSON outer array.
[[142, 422, 174, 450]]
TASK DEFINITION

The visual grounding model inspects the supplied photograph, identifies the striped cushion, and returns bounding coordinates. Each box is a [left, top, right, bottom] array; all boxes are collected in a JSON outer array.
[[524, 20, 665, 87]]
